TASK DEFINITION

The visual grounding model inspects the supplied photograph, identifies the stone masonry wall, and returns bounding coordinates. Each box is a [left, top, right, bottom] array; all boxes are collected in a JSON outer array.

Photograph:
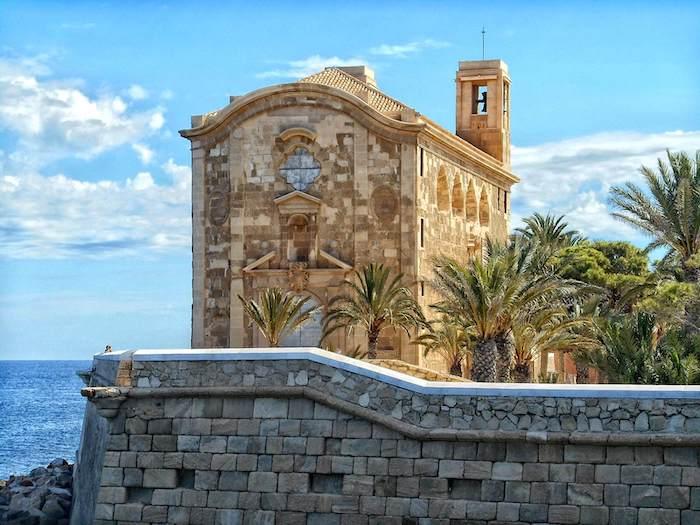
[[80, 350, 700, 525]]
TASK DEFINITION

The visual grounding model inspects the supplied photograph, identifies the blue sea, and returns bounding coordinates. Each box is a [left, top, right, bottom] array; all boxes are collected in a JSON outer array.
[[0, 361, 91, 479]]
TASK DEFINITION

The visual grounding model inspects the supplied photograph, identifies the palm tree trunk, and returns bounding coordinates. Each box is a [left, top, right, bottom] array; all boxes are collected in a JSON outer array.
[[512, 362, 532, 383], [495, 332, 515, 382], [471, 339, 498, 382], [576, 363, 590, 384], [367, 331, 379, 360], [449, 359, 463, 377]]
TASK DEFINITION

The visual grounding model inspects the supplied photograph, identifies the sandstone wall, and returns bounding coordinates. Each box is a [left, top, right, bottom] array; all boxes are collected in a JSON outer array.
[[78, 349, 700, 525]]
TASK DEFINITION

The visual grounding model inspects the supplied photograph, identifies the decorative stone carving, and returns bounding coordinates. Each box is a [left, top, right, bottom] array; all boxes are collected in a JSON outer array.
[[208, 191, 229, 225], [288, 262, 309, 292]]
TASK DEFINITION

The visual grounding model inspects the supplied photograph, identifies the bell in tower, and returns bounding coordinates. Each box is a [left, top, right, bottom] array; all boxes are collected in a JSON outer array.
[[455, 60, 511, 166]]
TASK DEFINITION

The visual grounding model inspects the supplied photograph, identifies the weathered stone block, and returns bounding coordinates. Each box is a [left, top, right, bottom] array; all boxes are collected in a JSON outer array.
[[604, 484, 630, 506], [523, 462, 548, 481], [492, 462, 523, 481], [222, 398, 254, 418], [580, 506, 609, 525], [638, 508, 680, 525], [567, 483, 603, 506], [419, 477, 448, 498], [463, 461, 492, 479], [143, 468, 178, 488], [564, 445, 604, 463], [549, 505, 580, 524], [480, 480, 505, 501], [506, 442, 538, 462], [114, 502, 143, 521], [247, 472, 278, 493], [621, 464, 653, 484], [466, 501, 497, 520], [550, 463, 576, 482], [438, 460, 464, 478], [595, 464, 620, 483], [530, 482, 567, 504], [630, 485, 661, 507], [662, 486, 690, 509]]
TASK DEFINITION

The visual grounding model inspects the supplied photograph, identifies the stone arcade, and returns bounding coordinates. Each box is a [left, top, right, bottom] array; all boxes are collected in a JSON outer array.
[[180, 60, 518, 371]]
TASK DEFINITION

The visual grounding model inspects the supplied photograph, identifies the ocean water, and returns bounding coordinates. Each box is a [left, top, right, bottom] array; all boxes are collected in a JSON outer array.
[[0, 360, 91, 479]]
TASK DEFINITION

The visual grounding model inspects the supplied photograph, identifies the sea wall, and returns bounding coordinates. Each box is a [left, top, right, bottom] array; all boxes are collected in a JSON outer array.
[[75, 348, 700, 524]]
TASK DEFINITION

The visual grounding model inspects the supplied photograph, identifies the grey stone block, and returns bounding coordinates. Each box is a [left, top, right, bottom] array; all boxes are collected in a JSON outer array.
[[413, 459, 438, 476], [422, 442, 453, 459], [682, 510, 700, 525], [341, 439, 380, 457], [662, 486, 690, 509], [359, 496, 386, 515], [621, 465, 653, 484], [683, 467, 700, 486], [253, 398, 288, 418], [630, 485, 661, 507], [200, 436, 228, 453], [466, 501, 497, 520], [564, 445, 604, 463], [195, 470, 219, 490], [396, 477, 418, 498], [388, 458, 413, 476], [385, 497, 410, 516], [506, 442, 538, 462], [549, 505, 580, 524], [504, 481, 530, 503], [576, 464, 595, 483], [606, 446, 635, 465], [192, 398, 223, 418], [638, 508, 680, 525], [449, 479, 480, 499], [100, 467, 124, 486], [567, 483, 603, 505], [595, 464, 620, 483], [580, 506, 609, 525], [523, 462, 548, 481], [530, 482, 567, 504], [520, 503, 547, 522], [182, 452, 212, 470], [222, 398, 253, 418], [279, 473, 309, 494], [477, 442, 505, 461], [151, 488, 181, 506], [429, 499, 466, 519], [480, 480, 504, 501], [609, 507, 638, 525], [666, 448, 698, 467], [219, 471, 248, 491], [497, 501, 520, 522], [409, 498, 428, 517], [604, 483, 630, 506], [247, 472, 277, 493], [463, 461, 492, 479], [438, 460, 464, 478], [142, 505, 168, 523], [492, 462, 523, 480], [114, 502, 143, 521], [367, 458, 388, 475], [97, 486, 128, 504], [550, 464, 576, 482], [539, 444, 564, 463], [419, 477, 448, 498]]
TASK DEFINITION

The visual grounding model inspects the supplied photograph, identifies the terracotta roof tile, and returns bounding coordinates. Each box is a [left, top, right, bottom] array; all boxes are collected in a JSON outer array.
[[299, 68, 409, 115]]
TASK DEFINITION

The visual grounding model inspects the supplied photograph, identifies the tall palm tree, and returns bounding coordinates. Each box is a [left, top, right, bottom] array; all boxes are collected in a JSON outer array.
[[322, 263, 428, 359], [238, 288, 320, 347], [413, 318, 472, 377], [515, 213, 583, 270], [432, 242, 581, 382], [610, 150, 700, 282]]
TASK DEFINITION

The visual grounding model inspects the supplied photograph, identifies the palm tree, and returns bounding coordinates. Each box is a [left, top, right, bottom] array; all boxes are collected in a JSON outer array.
[[515, 213, 583, 270], [238, 288, 320, 347], [413, 318, 471, 377], [511, 308, 595, 382], [432, 242, 581, 382], [322, 263, 428, 359], [610, 150, 700, 282]]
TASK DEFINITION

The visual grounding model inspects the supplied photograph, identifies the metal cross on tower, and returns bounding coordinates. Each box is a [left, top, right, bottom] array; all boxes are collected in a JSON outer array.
[[481, 26, 486, 59]]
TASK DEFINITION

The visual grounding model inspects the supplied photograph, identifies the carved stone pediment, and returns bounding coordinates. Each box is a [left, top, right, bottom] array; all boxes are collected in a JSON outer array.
[[274, 191, 322, 215]]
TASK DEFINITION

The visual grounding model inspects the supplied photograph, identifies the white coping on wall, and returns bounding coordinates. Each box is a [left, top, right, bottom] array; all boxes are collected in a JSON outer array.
[[94, 347, 700, 399]]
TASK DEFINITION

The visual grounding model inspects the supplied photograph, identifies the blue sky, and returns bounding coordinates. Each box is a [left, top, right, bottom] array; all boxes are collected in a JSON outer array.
[[0, 1, 698, 359]]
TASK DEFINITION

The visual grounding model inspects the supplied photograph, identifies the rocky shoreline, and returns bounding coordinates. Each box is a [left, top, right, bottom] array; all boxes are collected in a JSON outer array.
[[0, 459, 73, 525]]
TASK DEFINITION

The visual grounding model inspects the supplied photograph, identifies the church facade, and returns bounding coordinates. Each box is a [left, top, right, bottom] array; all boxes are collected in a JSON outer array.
[[180, 59, 518, 371]]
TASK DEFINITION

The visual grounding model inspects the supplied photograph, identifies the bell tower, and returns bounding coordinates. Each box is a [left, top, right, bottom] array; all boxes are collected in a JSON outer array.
[[455, 60, 511, 166]]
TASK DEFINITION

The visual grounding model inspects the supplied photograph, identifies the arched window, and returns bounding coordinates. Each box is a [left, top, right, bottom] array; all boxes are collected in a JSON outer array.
[[279, 147, 321, 191], [287, 214, 311, 262], [466, 180, 477, 222], [452, 175, 464, 215], [436, 167, 450, 212], [479, 187, 490, 226]]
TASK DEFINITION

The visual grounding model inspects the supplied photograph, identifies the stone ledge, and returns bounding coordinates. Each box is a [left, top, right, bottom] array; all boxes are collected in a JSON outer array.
[[94, 347, 700, 399]]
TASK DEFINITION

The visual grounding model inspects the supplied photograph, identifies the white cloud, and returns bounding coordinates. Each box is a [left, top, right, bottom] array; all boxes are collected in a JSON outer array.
[[132, 143, 154, 164], [510, 130, 700, 242], [369, 39, 450, 58], [127, 84, 149, 100], [0, 55, 165, 167], [256, 55, 367, 79], [0, 159, 191, 259]]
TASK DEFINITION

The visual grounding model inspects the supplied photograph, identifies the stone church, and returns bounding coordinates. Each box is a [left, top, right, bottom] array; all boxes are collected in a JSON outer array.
[[180, 59, 518, 372]]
